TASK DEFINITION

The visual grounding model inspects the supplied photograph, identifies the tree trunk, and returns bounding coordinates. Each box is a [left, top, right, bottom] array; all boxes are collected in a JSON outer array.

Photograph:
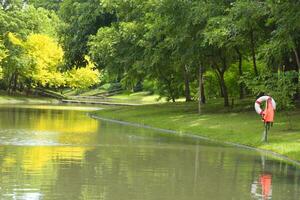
[[236, 48, 244, 99], [13, 72, 18, 92], [7, 74, 14, 94], [293, 47, 300, 73], [201, 77, 206, 104], [293, 47, 300, 100], [215, 56, 229, 107], [166, 77, 176, 103], [219, 72, 229, 107], [171, 96, 176, 103], [184, 65, 192, 102], [250, 28, 258, 76], [219, 81, 224, 97], [198, 65, 203, 114], [212, 55, 229, 107]]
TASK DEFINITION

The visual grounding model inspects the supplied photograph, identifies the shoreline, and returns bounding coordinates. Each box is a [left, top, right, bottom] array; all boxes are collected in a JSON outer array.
[[90, 114, 300, 167], [0, 94, 59, 104], [1, 94, 299, 167], [91, 102, 300, 165]]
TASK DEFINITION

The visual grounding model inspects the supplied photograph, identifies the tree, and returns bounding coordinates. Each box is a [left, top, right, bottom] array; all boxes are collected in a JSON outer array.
[[5, 33, 101, 91], [0, 5, 63, 91], [0, 0, 23, 10], [0, 5, 62, 38], [23, 34, 65, 88], [66, 56, 101, 89], [28, 0, 63, 11], [202, 3, 237, 107], [89, 21, 145, 87], [90, 0, 198, 101], [59, 0, 115, 67], [262, 1, 300, 72], [4, 33, 65, 90], [229, 0, 268, 76], [242, 70, 298, 111]]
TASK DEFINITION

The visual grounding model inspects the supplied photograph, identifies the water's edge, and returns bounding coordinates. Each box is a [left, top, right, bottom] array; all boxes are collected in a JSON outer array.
[[89, 113, 300, 167]]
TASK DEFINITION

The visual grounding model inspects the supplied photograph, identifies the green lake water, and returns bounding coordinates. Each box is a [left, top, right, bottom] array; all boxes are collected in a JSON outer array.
[[0, 105, 299, 200]]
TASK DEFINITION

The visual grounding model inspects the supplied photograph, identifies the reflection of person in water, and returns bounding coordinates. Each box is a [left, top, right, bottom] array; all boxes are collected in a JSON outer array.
[[260, 173, 272, 200]]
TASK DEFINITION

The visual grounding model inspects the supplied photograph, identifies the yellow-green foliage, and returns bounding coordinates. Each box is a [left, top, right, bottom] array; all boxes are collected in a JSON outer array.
[[6, 33, 101, 89], [0, 39, 7, 79], [7, 33, 65, 87], [24, 34, 65, 87], [66, 56, 101, 89], [0, 39, 7, 61], [7, 33, 24, 47], [0, 67, 3, 80]]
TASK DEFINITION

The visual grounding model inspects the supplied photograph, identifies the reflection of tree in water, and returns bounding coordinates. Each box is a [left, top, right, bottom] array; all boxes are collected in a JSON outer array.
[[58, 140, 300, 200], [0, 106, 100, 145], [0, 107, 100, 199], [0, 106, 98, 134]]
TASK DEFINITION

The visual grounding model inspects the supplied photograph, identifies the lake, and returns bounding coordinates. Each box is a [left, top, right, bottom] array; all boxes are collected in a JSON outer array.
[[0, 105, 298, 200]]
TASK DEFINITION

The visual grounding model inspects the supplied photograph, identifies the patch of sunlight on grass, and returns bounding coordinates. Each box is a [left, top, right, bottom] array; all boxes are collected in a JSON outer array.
[[261, 142, 300, 153], [170, 115, 187, 121], [141, 95, 163, 102], [129, 91, 150, 96], [188, 119, 208, 127], [209, 124, 221, 129]]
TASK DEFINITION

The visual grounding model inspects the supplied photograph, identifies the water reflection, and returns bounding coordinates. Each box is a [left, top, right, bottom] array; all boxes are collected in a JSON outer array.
[[0, 105, 100, 146], [0, 105, 298, 200], [251, 173, 272, 200]]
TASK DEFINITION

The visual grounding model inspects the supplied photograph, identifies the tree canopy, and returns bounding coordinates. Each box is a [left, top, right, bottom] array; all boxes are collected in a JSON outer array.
[[0, 0, 300, 109]]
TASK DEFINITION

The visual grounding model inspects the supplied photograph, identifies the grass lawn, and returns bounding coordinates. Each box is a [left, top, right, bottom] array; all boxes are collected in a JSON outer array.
[[110, 91, 167, 104], [93, 98, 300, 162], [0, 93, 59, 104], [63, 88, 170, 104]]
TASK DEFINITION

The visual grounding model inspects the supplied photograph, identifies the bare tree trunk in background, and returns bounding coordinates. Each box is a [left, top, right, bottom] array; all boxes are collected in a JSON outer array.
[[7, 74, 13, 94], [218, 72, 229, 107], [198, 65, 202, 114], [250, 28, 258, 76], [201, 77, 205, 104], [213, 56, 230, 107], [293, 47, 300, 100], [13, 72, 18, 92], [235, 48, 244, 99], [293, 47, 300, 73], [198, 64, 206, 114], [184, 65, 192, 102], [166, 78, 176, 103]]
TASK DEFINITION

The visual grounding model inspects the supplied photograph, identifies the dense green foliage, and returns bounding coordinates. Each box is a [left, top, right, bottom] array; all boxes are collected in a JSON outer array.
[[0, 0, 300, 110], [59, 0, 115, 67], [87, 0, 300, 110]]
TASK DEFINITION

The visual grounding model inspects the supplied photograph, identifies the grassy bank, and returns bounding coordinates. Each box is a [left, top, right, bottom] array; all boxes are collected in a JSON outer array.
[[0, 93, 59, 104], [65, 89, 172, 104], [94, 99, 300, 161], [108, 91, 169, 104]]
